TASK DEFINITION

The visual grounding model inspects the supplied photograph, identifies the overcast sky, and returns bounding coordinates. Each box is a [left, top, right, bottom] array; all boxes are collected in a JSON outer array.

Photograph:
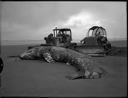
[[1, 2, 127, 41]]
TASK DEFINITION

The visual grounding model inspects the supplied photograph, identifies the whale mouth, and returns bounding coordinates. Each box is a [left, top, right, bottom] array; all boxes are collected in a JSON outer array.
[[20, 52, 32, 59], [19, 48, 37, 60]]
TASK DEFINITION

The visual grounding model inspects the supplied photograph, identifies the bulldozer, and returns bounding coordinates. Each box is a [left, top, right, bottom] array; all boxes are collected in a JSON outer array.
[[28, 26, 112, 56], [75, 26, 112, 56], [43, 27, 76, 48], [28, 27, 76, 50]]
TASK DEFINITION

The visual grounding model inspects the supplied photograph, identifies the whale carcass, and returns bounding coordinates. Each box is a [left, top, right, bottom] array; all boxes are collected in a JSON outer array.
[[17, 46, 107, 80]]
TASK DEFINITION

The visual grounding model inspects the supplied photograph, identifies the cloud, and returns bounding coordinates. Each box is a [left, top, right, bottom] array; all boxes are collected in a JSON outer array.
[[63, 11, 102, 28], [57, 10, 126, 41], [1, 2, 126, 42], [56, 11, 104, 41]]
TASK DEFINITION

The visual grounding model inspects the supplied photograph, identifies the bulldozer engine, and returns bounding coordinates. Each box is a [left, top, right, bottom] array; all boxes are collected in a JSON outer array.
[[97, 36, 111, 51], [44, 33, 55, 45]]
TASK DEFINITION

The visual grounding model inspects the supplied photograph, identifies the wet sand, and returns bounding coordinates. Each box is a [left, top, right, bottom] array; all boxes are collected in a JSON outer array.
[[0, 42, 127, 97]]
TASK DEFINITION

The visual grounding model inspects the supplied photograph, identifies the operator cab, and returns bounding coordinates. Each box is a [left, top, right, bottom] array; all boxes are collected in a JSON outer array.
[[53, 27, 72, 43], [87, 26, 107, 37]]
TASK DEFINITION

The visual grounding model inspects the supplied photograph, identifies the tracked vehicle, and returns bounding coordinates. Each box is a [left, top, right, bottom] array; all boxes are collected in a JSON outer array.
[[75, 26, 111, 56], [28, 26, 111, 56], [44, 27, 76, 48]]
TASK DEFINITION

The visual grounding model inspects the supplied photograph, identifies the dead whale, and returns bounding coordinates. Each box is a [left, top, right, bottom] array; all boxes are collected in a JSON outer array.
[[10, 46, 107, 80]]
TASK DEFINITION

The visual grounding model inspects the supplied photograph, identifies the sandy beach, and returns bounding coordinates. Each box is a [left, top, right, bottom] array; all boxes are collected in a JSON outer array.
[[0, 40, 127, 97]]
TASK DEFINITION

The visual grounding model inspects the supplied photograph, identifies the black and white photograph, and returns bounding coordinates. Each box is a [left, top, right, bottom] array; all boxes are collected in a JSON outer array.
[[0, 1, 127, 97]]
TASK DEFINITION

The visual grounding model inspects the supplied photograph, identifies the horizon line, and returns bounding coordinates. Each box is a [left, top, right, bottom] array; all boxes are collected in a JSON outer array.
[[1, 37, 127, 41]]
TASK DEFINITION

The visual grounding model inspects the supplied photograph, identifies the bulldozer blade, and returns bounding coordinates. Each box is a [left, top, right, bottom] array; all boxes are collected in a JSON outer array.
[[87, 53, 105, 57]]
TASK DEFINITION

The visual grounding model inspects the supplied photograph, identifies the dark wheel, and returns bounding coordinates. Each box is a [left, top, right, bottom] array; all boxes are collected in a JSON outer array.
[[104, 43, 112, 55], [106, 43, 111, 49], [104, 42, 111, 51], [0, 57, 4, 74]]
